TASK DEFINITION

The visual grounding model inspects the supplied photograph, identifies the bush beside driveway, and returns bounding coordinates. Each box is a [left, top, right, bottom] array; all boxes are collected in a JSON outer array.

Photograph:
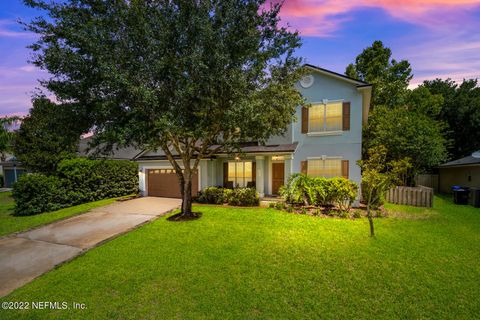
[[0, 192, 119, 238]]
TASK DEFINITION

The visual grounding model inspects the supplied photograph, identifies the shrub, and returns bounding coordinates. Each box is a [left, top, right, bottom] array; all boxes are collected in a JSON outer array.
[[13, 158, 139, 215], [281, 174, 359, 210], [12, 173, 70, 215], [57, 158, 138, 204], [197, 186, 230, 204], [227, 188, 259, 206], [274, 201, 285, 210], [280, 173, 316, 205], [352, 210, 362, 219], [327, 177, 359, 211]]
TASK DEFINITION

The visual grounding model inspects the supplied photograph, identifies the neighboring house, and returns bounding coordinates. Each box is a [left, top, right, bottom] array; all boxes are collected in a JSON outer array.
[[0, 156, 27, 188], [437, 151, 480, 193], [134, 65, 372, 198], [78, 137, 143, 160]]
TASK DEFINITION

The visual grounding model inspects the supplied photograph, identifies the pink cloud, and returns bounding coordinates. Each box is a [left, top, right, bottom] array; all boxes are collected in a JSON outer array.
[[273, 0, 480, 37]]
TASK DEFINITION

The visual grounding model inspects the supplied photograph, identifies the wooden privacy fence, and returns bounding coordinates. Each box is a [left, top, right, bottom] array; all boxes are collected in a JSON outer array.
[[386, 186, 433, 207]]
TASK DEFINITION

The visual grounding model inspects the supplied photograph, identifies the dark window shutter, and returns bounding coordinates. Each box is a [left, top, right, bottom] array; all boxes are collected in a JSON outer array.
[[223, 162, 228, 187], [301, 160, 308, 174], [301, 107, 309, 133], [341, 160, 349, 179], [252, 162, 256, 182], [342, 102, 350, 131]]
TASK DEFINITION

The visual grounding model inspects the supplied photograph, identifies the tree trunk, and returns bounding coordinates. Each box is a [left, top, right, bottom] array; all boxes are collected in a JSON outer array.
[[181, 176, 194, 217], [367, 204, 375, 237]]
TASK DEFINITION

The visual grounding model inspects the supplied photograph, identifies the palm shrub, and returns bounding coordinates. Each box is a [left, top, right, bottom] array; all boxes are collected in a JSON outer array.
[[281, 174, 359, 210], [280, 173, 316, 205], [310, 177, 332, 207]]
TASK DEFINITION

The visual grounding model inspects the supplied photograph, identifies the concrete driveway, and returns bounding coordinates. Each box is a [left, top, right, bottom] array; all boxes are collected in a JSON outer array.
[[0, 197, 181, 297]]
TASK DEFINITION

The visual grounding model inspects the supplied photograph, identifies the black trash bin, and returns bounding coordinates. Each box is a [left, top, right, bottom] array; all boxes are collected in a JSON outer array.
[[453, 188, 470, 205], [469, 187, 480, 208]]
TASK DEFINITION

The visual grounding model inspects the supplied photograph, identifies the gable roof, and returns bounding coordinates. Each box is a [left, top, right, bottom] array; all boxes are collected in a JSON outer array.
[[304, 64, 372, 87], [438, 153, 480, 168]]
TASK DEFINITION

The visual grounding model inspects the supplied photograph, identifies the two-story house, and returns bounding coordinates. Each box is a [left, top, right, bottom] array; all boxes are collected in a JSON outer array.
[[135, 65, 372, 198]]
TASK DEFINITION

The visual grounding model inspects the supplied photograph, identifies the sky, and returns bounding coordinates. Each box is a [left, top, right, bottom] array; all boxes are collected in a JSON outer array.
[[1, 0, 480, 117]]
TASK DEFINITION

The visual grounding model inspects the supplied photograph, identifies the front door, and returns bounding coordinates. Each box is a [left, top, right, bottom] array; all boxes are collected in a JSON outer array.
[[272, 162, 285, 195]]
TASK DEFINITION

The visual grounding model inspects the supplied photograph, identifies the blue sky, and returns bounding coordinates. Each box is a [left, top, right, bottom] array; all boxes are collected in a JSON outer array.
[[1, 0, 480, 116]]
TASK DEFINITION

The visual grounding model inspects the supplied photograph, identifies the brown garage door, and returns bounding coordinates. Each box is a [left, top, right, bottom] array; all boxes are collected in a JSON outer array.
[[147, 169, 199, 198]]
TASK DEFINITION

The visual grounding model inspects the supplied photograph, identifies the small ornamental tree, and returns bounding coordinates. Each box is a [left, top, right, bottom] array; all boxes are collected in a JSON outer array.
[[358, 146, 410, 237], [23, 0, 305, 218]]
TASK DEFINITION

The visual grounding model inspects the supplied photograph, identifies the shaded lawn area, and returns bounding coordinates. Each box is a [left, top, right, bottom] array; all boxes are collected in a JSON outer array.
[[0, 192, 120, 237], [2, 196, 479, 319]]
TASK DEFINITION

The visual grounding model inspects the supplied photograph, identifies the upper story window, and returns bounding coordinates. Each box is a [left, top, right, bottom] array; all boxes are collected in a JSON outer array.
[[302, 100, 350, 134], [308, 101, 343, 133]]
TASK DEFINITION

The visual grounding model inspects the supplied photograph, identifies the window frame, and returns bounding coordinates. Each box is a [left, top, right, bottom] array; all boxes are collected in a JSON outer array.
[[306, 156, 343, 178], [227, 161, 253, 188], [307, 99, 344, 134]]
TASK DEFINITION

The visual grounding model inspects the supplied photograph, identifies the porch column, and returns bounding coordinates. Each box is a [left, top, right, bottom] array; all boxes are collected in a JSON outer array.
[[255, 156, 265, 197], [284, 155, 293, 184], [138, 166, 146, 196]]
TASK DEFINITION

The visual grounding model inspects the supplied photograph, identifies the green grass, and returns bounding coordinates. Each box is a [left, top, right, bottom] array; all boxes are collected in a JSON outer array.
[[2, 196, 479, 319], [0, 192, 120, 237]]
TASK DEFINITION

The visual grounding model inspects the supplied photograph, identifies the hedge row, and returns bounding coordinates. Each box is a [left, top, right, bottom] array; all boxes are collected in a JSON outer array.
[[196, 187, 259, 206], [13, 158, 138, 215], [280, 174, 359, 211]]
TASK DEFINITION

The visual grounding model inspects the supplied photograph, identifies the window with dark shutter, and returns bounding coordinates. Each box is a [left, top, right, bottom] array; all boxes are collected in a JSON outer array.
[[341, 160, 349, 179], [301, 107, 309, 133], [301, 160, 308, 174], [342, 102, 350, 131]]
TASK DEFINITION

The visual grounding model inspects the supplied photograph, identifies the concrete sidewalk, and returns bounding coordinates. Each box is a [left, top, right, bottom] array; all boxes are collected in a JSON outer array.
[[0, 197, 181, 297]]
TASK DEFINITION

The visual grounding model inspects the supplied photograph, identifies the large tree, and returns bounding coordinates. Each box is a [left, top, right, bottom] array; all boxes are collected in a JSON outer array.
[[14, 97, 90, 174], [346, 40, 412, 108], [24, 0, 305, 218], [422, 78, 480, 159], [363, 104, 448, 179]]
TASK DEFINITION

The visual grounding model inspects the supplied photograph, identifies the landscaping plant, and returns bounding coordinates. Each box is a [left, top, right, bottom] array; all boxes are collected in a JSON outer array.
[[12, 158, 138, 215], [280, 174, 358, 212], [357, 146, 404, 237]]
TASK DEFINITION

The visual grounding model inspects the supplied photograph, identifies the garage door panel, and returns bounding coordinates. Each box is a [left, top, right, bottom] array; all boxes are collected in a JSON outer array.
[[147, 169, 198, 198]]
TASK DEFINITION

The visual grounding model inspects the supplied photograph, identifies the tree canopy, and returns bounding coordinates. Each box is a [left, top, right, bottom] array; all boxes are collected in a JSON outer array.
[[363, 105, 448, 177], [14, 97, 90, 174], [422, 78, 480, 159], [24, 0, 305, 216], [347, 41, 450, 180], [346, 40, 412, 108]]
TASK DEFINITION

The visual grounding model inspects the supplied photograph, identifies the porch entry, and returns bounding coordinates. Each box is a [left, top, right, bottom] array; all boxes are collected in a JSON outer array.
[[272, 162, 285, 195]]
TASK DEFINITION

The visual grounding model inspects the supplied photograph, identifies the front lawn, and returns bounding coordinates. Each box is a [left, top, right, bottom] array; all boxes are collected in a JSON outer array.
[[0, 192, 120, 237], [2, 196, 479, 319]]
